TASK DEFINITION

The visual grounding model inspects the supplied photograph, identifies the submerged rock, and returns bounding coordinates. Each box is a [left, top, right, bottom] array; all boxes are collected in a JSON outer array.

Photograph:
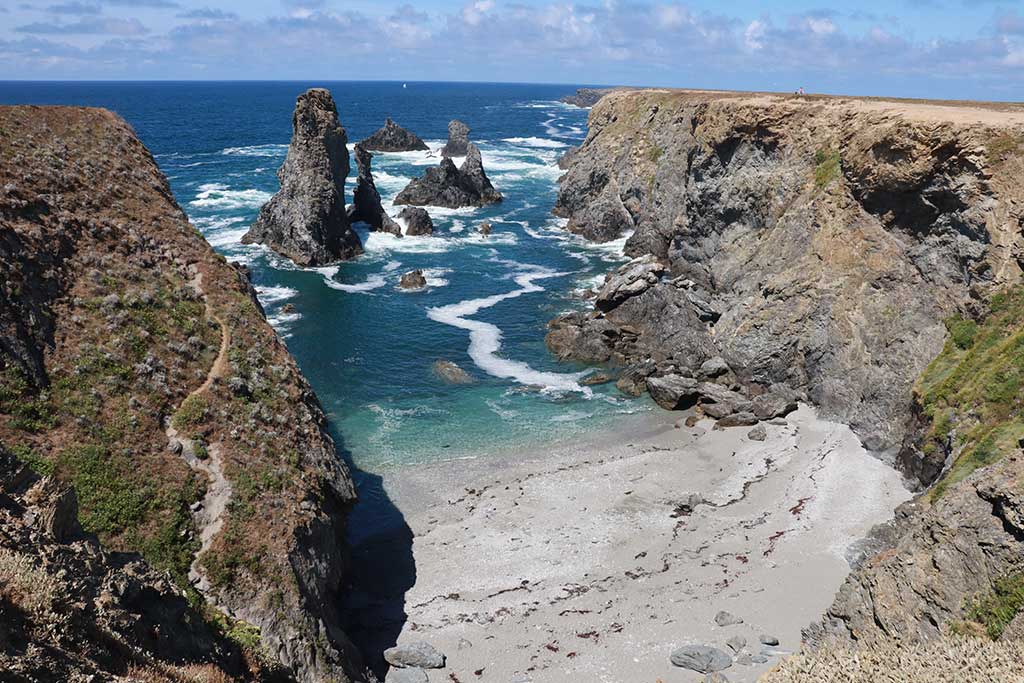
[[441, 119, 470, 157], [361, 117, 428, 152], [243, 88, 362, 266], [384, 642, 446, 669], [347, 144, 401, 236], [394, 143, 502, 208], [400, 270, 427, 289], [433, 360, 474, 384], [670, 645, 732, 673], [397, 206, 434, 236]]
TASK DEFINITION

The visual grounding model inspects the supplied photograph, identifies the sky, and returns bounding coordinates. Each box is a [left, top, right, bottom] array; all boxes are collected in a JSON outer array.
[[0, 0, 1023, 100]]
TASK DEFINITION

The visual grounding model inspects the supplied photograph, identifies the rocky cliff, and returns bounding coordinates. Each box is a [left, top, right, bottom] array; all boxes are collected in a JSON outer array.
[[551, 89, 1024, 462], [348, 144, 401, 236], [243, 88, 363, 267], [552, 88, 1024, 670], [0, 105, 369, 682]]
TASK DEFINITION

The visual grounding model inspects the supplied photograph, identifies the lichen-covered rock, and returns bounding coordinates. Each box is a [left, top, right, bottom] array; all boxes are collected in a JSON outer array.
[[361, 117, 428, 152], [243, 88, 362, 266], [441, 119, 470, 157], [395, 143, 501, 208], [348, 143, 402, 235]]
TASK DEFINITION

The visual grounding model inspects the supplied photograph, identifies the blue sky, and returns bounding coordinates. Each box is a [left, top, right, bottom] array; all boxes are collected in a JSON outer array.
[[1, 0, 1022, 100]]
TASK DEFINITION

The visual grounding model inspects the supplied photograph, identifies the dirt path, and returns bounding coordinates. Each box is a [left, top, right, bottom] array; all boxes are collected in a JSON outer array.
[[166, 269, 233, 592]]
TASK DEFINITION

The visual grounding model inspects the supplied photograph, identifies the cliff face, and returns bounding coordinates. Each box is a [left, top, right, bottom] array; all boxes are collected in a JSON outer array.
[[0, 106, 366, 682], [552, 90, 1024, 460], [553, 89, 1024, 659]]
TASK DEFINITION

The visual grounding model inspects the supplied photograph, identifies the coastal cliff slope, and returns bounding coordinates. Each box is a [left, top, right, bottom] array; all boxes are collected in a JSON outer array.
[[552, 89, 1024, 464], [0, 105, 366, 682], [553, 88, 1024, 671]]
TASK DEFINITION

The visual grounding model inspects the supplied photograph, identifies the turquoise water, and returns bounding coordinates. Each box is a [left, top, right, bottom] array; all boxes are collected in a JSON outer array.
[[0, 81, 653, 471]]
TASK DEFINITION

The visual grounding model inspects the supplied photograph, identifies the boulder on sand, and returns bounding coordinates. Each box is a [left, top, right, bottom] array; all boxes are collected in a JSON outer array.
[[646, 375, 700, 411], [441, 119, 470, 157], [360, 117, 428, 152], [384, 641, 446, 669], [394, 143, 502, 208], [397, 206, 434, 236], [347, 143, 401, 236], [670, 645, 733, 673], [242, 88, 362, 266]]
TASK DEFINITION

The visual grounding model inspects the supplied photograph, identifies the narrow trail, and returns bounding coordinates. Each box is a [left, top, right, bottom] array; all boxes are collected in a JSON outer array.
[[166, 269, 233, 592]]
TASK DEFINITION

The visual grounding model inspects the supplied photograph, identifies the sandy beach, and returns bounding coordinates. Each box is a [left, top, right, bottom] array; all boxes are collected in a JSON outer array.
[[347, 405, 911, 682]]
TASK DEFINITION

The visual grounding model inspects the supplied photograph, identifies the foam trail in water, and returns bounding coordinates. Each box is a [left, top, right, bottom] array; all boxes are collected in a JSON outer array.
[[314, 266, 388, 293], [427, 267, 590, 394]]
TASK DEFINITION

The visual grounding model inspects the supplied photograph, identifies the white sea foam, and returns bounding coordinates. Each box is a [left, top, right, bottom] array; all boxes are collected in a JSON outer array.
[[206, 227, 250, 248], [189, 183, 272, 210], [383, 260, 403, 272], [501, 136, 568, 149], [427, 266, 590, 394], [221, 144, 288, 157], [322, 272, 388, 293], [254, 285, 298, 305], [422, 267, 451, 288]]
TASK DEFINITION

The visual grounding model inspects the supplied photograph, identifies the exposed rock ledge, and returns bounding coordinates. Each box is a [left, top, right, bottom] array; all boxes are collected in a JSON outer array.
[[550, 89, 1024, 470], [0, 104, 369, 682], [243, 88, 363, 266]]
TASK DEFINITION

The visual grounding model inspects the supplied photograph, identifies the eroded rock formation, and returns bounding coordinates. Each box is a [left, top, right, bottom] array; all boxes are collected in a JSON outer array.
[[0, 104, 368, 682], [550, 90, 1024, 457], [440, 120, 470, 157], [361, 117, 429, 152], [394, 143, 501, 208], [397, 206, 434, 236], [349, 143, 402, 236], [243, 88, 363, 266]]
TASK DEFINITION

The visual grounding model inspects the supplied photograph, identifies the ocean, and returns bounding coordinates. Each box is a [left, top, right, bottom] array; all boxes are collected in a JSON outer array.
[[0, 81, 653, 476]]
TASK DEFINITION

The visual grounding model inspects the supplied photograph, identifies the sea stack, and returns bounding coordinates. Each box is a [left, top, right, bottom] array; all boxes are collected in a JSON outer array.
[[348, 143, 402, 236], [394, 143, 502, 208], [242, 88, 362, 266], [360, 117, 429, 152], [441, 119, 470, 157]]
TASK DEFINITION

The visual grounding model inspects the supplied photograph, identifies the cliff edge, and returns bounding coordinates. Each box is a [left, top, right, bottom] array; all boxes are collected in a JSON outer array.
[[0, 105, 368, 682]]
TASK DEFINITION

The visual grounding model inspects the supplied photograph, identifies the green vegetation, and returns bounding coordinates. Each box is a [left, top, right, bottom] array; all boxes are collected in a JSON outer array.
[[172, 395, 208, 430], [57, 444, 148, 536], [813, 148, 841, 188], [200, 510, 266, 589], [986, 133, 1024, 166], [8, 443, 53, 476], [916, 289, 1024, 499], [0, 367, 56, 433], [648, 144, 663, 163], [966, 572, 1024, 639]]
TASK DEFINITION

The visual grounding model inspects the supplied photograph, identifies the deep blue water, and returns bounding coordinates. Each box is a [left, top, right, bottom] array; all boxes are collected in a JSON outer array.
[[0, 81, 652, 470]]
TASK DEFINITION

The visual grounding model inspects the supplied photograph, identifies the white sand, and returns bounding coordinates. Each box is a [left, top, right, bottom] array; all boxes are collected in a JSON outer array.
[[374, 405, 911, 682]]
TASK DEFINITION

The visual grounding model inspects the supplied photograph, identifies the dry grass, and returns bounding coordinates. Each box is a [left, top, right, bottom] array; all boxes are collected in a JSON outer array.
[[123, 663, 236, 683], [760, 637, 1024, 682], [0, 547, 62, 616]]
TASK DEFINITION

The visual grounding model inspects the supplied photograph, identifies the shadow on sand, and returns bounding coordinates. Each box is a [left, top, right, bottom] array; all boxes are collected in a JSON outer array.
[[335, 434, 416, 680]]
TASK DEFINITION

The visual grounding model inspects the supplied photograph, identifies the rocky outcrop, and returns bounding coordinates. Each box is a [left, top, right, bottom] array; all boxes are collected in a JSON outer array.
[[560, 87, 627, 108], [361, 117, 428, 152], [550, 89, 1024, 455], [440, 120, 470, 157], [397, 207, 434, 236], [805, 451, 1024, 647], [0, 104, 369, 682], [400, 270, 427, 289], [0, 446, 257, 681], [394, 144, 502, 208], [348, 144, 402, 236], [432, 360, 474, 384], [243, 88, 362, 266]]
